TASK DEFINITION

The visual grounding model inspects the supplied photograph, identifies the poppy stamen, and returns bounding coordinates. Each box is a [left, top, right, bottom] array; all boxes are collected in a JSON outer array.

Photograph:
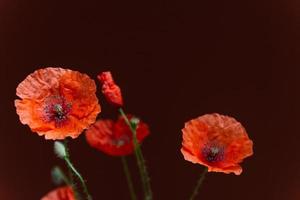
[[43, 96, 72, 126], [202, 144, 225, 163], [113, 135, 131, 147]]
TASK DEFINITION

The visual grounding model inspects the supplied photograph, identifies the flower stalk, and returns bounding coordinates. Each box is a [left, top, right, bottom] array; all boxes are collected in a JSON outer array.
[[55, 141, 92, 200], [119, 108, 153, 200], [121, 156, 137, 200], [189, 167, 208, 200]]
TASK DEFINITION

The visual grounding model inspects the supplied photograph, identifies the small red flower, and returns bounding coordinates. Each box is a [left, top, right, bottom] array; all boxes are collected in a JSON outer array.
[[85, 115, 149, 156], [41, 186, 75, 200], [181, 113, 253, 175], [97, 71, 123, 107]]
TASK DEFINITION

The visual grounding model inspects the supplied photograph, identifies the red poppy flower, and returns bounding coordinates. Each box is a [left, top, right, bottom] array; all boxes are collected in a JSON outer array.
[[15, 67, 101, 140], [41, 186, 75, 200], [97, 71, 123, 107], [85, 115, 149, 156], [181, 113, 253, 175]]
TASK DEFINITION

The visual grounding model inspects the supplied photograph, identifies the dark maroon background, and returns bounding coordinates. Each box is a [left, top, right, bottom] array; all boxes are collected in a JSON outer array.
[[1, 0, 300, 199]]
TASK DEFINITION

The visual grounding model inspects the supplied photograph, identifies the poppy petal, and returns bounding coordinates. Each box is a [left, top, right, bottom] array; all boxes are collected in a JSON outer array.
[[181, 113, 253, 175], [15, 67, 101, 140]]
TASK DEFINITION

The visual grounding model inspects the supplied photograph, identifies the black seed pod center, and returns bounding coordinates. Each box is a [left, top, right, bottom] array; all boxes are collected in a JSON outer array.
[[202, 143, 225, 163], [43, 95, 72, 126]]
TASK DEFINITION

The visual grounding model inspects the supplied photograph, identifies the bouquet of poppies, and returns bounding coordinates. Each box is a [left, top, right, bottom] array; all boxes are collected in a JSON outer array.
[[15, 67, 253, 200]]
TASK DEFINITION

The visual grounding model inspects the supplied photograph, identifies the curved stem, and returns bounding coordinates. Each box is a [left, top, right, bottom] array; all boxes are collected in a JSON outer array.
[[189, 168, 208, 200], [121, 156, 137, 200], [63, 141, 92, 200], [63, 141, 80, 200], [119, 108, 153, 200]]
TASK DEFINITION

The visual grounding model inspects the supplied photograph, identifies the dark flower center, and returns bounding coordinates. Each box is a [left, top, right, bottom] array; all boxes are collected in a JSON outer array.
[[43, 95, 72, 126], [112, 135, 131, 147], [202, 143, 225, 163]]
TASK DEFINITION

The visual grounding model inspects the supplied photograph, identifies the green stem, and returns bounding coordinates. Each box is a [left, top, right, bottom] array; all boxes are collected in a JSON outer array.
[[121, 156, 137, 200], [189, 168, 208, 200], [60, 171, 71, 185], [64, 141, 80, 200], [67, 169, 79, 199], [63, 142, 92, 200], [135, 146, 152, 200], [119, 108, 153, 200]]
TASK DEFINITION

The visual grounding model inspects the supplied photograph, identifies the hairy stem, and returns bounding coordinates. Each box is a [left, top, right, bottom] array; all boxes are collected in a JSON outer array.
[[63, 141, 92, 200], [119, 108, 152, 200], [189, 167, 208, 200], [121, 156, 137, 200]]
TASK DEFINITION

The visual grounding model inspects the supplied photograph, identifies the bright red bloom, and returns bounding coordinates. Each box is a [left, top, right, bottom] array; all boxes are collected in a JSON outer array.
[[97, 71, 123, 107], [85, 115, 149, 156], [41, 186, 75, 200], [15, 67, 101, 140], [181, 113, 253, 175]]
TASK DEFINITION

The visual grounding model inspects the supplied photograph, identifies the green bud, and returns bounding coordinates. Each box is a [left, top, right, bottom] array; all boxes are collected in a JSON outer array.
[[51, 166, 65, 185], [54, 141, 67, 159], [130, 117, 140, 130]]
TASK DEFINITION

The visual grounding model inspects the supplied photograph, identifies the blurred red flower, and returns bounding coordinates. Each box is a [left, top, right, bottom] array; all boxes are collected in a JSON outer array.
[[15, 67, 101, 140], [85, 115, 149, 156], [181, 113, 253, 175], [41, 186, 74, 200], [97, 71, 123, 107]]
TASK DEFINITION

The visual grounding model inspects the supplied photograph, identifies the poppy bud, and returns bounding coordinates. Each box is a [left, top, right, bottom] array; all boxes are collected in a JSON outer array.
[[97, 71, 124, 107], [54, 141, 67, 159]]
